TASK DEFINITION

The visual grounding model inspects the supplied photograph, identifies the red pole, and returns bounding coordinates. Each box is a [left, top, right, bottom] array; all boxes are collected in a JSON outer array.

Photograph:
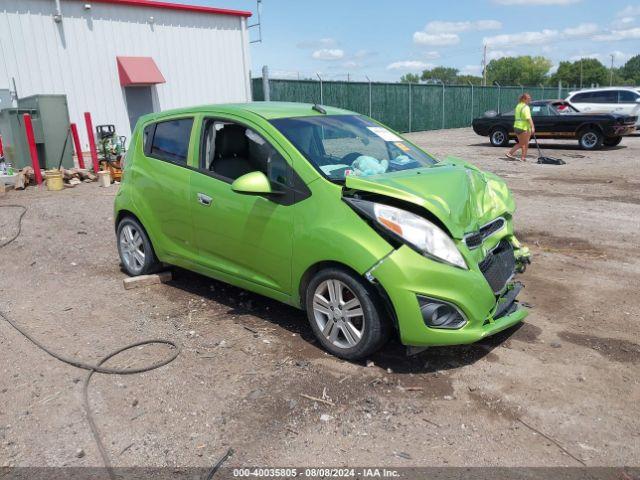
[[70, 123, 85, 169], [84, 112, 99, 173], [0, 135, 4, 157], [23, 114, 43, 186]]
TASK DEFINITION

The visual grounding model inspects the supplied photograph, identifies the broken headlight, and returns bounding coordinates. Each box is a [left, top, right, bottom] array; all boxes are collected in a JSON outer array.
[[345, 199, 467, 270]]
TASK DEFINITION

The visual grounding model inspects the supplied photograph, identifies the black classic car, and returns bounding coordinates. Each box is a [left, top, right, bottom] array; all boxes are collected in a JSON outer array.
[[472, 100, 637, 150]]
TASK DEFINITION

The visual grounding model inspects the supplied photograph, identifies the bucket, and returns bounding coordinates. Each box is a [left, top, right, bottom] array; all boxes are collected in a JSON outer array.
[[97, 170, 111, 187], [45, 169, 64, 191]]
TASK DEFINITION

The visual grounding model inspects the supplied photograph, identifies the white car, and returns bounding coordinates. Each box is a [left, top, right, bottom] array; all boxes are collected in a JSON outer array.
[[566, 87, 640, 128]]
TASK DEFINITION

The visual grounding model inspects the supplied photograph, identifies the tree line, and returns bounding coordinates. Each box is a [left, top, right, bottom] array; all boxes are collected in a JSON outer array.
[[399, 55, 640, 87]]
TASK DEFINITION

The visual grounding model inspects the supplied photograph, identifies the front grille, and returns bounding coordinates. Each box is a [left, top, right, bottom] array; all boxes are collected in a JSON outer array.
[[480, 217, 505, 238], [465, 232, 483, 249], [465, 217, 506, 249], [479, 240, 516, 294]]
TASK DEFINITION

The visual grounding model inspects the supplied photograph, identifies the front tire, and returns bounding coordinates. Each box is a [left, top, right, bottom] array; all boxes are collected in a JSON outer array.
[[116, 216, 160, 276], [305, 268, 390, 360], [603, 136, 622, 147], [490, 127, 510, 147], [578, 128, 603, 150]]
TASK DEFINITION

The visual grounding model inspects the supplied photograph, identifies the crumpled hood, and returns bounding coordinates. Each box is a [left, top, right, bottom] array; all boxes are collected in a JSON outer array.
[[344, 157, 515, 239]]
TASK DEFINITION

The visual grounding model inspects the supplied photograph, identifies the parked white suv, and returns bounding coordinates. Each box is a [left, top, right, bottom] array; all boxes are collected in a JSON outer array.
[[566, 87, 640, 128]]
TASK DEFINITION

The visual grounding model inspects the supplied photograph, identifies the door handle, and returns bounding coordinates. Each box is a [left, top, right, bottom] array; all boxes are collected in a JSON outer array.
[[197, 193, 213, 206]]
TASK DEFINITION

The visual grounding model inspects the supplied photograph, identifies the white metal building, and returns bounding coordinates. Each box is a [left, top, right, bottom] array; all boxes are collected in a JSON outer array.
[[0, 0, 253, 146]]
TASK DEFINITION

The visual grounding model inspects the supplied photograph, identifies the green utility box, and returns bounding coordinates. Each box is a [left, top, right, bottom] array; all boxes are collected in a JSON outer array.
[[0, 94, 72, 170], [0, 108, 40, 169]]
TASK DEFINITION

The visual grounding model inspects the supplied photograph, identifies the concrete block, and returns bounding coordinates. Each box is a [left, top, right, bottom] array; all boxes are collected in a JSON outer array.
[[123, 271, 172, 290]]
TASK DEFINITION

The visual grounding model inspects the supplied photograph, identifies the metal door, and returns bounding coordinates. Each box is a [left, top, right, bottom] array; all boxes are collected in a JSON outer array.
[[125, 87, 154, 132]]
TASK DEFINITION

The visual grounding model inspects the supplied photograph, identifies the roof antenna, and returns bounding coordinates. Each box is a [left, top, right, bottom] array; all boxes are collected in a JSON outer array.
[[312, 104, 326, 114]]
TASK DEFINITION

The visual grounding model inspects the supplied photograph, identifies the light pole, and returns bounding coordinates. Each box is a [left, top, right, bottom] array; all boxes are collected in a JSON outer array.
[[494, 81, 501, 113], [610, 54, 615, 86], [408, 81, 412, 133], [316, 73, 323, 105], [431, 79, 445, 129], [468, 81, 474, 124], [365, 75, 372, 117]]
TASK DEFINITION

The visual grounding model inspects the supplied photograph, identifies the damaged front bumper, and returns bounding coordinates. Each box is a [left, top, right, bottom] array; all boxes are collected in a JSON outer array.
[[610, 124, 637, 136], [512, 237, 532, 273], [368, 235, 529, 347]]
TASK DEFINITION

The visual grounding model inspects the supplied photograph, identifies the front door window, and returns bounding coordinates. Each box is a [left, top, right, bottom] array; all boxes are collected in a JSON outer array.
[[201, 120, 291, 189]]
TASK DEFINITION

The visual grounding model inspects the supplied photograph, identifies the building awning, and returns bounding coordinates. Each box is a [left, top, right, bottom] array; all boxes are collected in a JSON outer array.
[[117, 57, 166, 86]]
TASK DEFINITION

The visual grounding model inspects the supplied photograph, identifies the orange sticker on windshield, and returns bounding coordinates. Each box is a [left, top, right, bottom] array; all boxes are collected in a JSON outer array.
[[394, 142, 410, 152]]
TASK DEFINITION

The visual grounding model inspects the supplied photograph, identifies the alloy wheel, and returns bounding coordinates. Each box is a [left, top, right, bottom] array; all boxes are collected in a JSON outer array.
[[312, 279, 365, 349], [582, 132, 599, 149], [492, 130, 505, 145], [119, 224, 146, 274]]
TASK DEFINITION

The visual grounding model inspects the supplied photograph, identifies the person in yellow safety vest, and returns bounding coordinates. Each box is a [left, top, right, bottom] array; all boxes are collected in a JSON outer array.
[[506, 93, 535, 162]]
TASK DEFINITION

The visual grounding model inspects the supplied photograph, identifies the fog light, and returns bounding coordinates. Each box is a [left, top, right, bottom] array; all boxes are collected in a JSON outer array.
[[418, 296, 467, 329]]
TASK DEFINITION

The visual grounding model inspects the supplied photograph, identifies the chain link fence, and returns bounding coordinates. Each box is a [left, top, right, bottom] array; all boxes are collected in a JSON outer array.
[[252, 77, 573, 133]]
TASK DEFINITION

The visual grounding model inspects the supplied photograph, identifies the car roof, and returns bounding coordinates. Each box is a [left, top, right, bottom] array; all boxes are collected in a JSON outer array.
[[568, 87, 639, 95], [148, 102, 356, 121], [532, 99, 564, 105]]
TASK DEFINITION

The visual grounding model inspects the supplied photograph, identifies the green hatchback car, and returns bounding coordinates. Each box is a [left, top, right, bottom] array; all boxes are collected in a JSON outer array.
[[114, 102, 531, 360]]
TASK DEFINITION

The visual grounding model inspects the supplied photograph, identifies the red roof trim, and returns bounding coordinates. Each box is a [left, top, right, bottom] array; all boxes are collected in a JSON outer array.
[[82, 0, 252, 17]]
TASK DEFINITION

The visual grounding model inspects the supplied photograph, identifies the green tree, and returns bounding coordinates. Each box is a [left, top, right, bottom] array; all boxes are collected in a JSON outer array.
[[456, 74, 483, 85], [399, 73, 420, 84], [420, 67, 459, 84], [621, 55, 640, 85], [486, 56, 552, 85], [550, 58, 609, 87], [610, 67, 635, 86]]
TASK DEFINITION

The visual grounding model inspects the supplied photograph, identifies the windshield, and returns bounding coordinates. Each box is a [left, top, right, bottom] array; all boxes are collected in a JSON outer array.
[[270, 115, 437, 181]]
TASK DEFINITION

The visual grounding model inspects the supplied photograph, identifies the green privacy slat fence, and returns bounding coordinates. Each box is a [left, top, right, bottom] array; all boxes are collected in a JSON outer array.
[[251, 78, 572, 133]]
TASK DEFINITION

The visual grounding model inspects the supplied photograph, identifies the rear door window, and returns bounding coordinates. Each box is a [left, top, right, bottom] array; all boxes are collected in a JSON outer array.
[[590, 91, 617, 104], [571, 91, 618, 104], [149, 118, 194, 165]]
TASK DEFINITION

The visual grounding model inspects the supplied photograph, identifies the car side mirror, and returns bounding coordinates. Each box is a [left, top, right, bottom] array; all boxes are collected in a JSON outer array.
[[231, 171, 273, 195]]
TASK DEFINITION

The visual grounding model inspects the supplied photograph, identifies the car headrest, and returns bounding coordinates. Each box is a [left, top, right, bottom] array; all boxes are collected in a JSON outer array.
[[216, 124, 248, 158]]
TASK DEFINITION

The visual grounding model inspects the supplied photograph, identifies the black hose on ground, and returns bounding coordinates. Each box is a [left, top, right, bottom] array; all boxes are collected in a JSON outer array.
[[0, 310, 180, 479], [0, 204, 27, 248], [0, 204, 234, 478]]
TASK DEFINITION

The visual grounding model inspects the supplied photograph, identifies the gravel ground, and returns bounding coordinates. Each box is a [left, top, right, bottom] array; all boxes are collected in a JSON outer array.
[[0, 128, 638, 470]]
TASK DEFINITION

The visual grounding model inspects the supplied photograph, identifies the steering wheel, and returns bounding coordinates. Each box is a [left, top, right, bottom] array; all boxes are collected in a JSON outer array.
[[340, 152, 364, 165]]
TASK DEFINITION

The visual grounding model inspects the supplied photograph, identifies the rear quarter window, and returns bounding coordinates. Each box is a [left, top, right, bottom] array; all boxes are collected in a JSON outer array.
[[143, 124, 155, 154], [148, 118, 194, 165], [619, 90, 640, 103]]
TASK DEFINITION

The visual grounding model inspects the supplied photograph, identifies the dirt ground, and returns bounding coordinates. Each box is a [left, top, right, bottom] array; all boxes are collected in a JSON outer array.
[[1, 128, 639, 471]]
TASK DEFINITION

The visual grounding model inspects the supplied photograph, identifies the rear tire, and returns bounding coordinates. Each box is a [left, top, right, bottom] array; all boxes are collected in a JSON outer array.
[[578, 128, 603, 150], [305, 268, 390, 360], [490, 127, 510, 147], [603, 136, 622, 147], [116, 216, 160, 276]]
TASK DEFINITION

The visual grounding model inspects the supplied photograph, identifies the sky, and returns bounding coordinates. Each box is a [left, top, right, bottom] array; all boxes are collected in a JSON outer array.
[[175, 0, 640, 81]]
